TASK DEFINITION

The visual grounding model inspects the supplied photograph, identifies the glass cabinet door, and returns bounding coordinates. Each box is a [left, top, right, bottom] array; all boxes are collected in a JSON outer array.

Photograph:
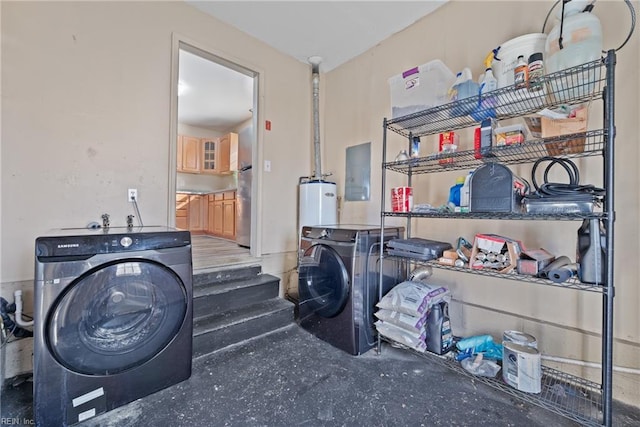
[[202, 139, 217, 173]]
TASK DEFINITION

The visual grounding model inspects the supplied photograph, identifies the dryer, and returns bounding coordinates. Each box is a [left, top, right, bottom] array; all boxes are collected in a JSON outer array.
[[33, 227, 193, 426], [297, 225, 404, 355]]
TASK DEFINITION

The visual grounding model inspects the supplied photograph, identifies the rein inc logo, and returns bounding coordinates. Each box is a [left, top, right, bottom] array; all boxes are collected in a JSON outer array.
[[0, 418, 34, 425]]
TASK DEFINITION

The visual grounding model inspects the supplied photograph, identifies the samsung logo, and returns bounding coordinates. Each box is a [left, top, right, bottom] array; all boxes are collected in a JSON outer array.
[[57, 243, 80, 248]]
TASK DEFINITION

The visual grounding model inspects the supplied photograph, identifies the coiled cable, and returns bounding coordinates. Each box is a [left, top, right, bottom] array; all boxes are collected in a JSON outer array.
[[527, 157, 604, 201]]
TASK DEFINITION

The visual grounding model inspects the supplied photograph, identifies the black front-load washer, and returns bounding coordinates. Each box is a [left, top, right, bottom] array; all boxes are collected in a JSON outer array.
[[297, 225, 405, 355], [33, 226, 193, 426]]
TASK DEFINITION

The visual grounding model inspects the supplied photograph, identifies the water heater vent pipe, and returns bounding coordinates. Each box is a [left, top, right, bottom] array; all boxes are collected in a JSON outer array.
[[309, 55, 323, 180]]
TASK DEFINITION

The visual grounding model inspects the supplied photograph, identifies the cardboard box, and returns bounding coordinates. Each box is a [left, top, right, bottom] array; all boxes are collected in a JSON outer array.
[[523, 115, 542, 138], [517, 249, 556, 276], [494, 124, 525, 146], [470, 234, 524, 274], [442, 250, 459, 260], [437, 257, 456, 266], [542, 107, 588, 155]]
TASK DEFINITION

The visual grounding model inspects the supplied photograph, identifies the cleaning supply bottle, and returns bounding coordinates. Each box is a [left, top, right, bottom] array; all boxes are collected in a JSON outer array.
[[527, 53, 544, 92], [514, 55, 528, 89], [480, 51, 498, 95], [449, 68, 479, 116], [448, 71, 464, 102], [448, 176, 465, 207], [472, 50, 499, 122]]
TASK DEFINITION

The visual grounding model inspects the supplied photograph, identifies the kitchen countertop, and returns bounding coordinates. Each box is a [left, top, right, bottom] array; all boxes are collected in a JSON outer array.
[[177, 188, 236, 195]]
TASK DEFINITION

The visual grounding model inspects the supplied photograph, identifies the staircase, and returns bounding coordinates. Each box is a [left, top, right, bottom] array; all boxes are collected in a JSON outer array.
[[192, 265, 295, 358]]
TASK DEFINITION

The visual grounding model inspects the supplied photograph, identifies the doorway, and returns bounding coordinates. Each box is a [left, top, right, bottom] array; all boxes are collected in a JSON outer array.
[[169, 37, 260, 265]]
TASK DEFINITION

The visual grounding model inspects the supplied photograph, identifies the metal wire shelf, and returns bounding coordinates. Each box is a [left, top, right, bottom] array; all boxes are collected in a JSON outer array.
[[386, 58, 605, 138], [383, 211, 606, 221], [384, 130, 605, 175], [380, 52, 616, 426], [382, 342, 604, 426], [385, 256, 606, 293]]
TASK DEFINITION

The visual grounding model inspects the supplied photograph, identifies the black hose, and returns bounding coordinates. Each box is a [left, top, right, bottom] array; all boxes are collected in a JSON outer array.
[[615, 0, 637, 52], [528, 157, 604, 200]]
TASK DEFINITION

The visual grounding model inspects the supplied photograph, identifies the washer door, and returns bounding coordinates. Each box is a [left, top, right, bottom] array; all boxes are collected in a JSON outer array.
[[298, 244, 350, 318], [46, 259, 187, 376]]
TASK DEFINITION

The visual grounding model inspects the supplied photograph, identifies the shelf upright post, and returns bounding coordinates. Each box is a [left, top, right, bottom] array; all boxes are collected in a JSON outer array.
[[406, 132, 414, 238], [378, 118, 389, 354], [602, 49, 616, 427]]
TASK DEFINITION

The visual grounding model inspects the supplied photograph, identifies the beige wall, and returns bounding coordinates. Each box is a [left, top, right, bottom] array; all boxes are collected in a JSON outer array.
[[0, 1, 311, 376], [2, 0, 638, 407], [324, 1, 639, 405], [1, 0, 312, 285]]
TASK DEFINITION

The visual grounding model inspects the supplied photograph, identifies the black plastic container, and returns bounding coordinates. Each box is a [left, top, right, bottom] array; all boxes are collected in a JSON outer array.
[[577, 218, 606, 285], [425, 302, 453, 355]]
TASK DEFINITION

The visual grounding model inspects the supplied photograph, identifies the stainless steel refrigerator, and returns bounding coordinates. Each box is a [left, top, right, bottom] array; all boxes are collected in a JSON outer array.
[[236, 125, 252, 247]]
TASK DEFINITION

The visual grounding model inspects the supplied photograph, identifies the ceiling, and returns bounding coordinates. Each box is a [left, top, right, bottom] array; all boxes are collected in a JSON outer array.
[[178, 49, 254, 130], [179, 1, 447, 130]]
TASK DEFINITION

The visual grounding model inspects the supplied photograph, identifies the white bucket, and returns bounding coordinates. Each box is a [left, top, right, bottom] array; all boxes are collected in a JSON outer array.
[[502, 341, 542, 394], [503, 330, 538, 349], [492, 33, 547, 89]]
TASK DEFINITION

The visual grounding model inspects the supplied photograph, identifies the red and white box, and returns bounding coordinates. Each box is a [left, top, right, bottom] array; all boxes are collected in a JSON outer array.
[[391, 187, 413, 212]]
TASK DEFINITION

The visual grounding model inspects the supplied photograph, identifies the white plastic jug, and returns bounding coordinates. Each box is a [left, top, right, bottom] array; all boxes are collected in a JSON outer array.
[[545, 0, 602, 74]]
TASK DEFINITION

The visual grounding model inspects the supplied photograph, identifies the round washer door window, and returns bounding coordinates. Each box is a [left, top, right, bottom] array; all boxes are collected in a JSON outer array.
[[298, 244, 350, 318], [46, 259, 187, 375]]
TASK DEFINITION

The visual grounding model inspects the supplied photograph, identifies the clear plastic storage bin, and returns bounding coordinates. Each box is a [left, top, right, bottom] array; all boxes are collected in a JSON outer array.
[[389, 59, 455, 119]]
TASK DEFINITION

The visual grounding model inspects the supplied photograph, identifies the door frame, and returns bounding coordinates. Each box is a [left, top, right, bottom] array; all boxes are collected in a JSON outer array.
[[168, 33, 263, 257]]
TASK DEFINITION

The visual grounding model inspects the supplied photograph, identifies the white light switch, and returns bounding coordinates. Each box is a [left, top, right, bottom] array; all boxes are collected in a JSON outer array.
[[264, 160, 271, 172]]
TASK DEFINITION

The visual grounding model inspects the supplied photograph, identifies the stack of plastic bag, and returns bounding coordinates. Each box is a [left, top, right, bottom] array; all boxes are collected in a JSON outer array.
[[375, 280, 450, 352]]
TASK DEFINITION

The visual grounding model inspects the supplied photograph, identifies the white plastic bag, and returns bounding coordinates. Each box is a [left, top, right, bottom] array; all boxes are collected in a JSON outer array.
[[461, 354, 501, 378]]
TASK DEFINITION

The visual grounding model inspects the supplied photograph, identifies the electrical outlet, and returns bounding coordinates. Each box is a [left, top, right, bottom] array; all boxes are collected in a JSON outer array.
[[128, 188, 138, 202], [264, 160, 271, 172]]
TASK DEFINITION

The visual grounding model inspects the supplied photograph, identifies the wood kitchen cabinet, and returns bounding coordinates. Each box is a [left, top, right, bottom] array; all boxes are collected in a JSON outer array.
[[222, 196, 236, 239], [218, 132, 238, 173], [177, 135, 184, 172], [201, 138, 217, 174], [207, 194, 216, 234], [188, 195, 203, 231], [176, 193, 207, 233], [228, 133, 239, 172], [202, 133, 236, 174], [175, 193, 189, 230], [180, 135, 201, 173], [211, 194, 224, 235], [206, 191, 236, 239], [179, 133, 237, 175]]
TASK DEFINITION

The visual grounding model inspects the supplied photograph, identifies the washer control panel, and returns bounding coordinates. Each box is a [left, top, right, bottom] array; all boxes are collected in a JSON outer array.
[[35, 228, 191, 258]]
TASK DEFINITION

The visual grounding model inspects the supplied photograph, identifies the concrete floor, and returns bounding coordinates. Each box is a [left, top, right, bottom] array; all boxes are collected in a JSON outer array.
[[2, 324, 640, 426]]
